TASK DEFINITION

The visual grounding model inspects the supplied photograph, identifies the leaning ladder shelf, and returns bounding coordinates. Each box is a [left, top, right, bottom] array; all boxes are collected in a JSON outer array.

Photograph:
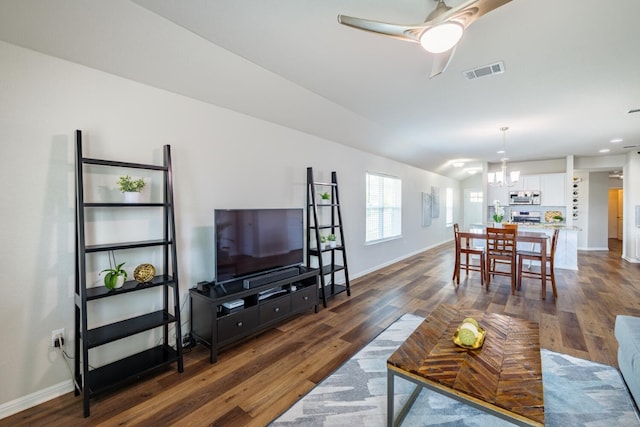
[[306, 167, 351, 307], [74, 130, 183, 417]]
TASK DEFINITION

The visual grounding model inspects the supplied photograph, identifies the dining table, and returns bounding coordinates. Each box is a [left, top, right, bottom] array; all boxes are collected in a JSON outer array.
[[458, 229, 550, 296]]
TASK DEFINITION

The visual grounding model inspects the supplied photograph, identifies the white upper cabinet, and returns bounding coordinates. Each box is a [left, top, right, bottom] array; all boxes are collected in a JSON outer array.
[[541, 173, 566, 206], [522, 175, 541, 191]]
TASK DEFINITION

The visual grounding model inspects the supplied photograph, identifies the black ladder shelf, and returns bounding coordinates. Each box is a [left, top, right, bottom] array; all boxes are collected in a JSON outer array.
[[74, 130, 183, 417], [306, 167, 351, 307]]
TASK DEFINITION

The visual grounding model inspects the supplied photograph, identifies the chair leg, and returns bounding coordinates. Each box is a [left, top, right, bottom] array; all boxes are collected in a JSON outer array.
[[480, 253, 485, 288], [550, 266, 557, 298], [517, 257, 523, 290]]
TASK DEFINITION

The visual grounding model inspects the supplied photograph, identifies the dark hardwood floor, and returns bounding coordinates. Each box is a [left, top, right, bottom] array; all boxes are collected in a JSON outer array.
[[4, 238, 640, 426]]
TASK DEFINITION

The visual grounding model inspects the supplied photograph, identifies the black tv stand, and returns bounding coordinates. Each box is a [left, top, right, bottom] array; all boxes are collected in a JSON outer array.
[[190, 266, 319, 363]]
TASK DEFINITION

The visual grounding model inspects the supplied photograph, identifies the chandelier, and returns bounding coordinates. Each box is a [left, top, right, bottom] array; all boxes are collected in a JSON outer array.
[[488, 127, 520, 187]]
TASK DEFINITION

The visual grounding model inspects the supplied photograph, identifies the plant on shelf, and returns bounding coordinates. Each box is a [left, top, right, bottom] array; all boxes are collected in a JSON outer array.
[[327, 233, 337, 248], [319, 234, 327, 250], [100, 252, 127, 290], [492, 200, 505, 224], [118, 175, 146, 192], [320, 192, 331, 202], [553, 214, 564, 222], [118, 175, 146, 203]]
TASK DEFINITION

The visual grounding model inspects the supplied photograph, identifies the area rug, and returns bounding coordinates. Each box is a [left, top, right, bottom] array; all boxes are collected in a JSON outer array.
[[270, 314, 640, 426]]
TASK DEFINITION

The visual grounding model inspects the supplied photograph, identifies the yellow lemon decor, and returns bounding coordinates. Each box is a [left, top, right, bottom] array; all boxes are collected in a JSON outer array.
[[453, 317, 486, 349]]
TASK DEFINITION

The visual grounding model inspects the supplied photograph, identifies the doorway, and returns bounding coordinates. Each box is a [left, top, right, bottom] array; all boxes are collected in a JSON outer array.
[[608, 189, 623, 240]]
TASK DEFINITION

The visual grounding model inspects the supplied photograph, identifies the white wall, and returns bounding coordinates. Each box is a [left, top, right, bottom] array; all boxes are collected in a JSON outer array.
[[623, 153, 640, 262], [0, 41, 459, 413]]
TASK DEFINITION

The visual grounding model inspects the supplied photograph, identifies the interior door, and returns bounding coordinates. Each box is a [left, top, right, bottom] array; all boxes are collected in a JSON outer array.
[[617, 189, 623, 240], [608, 189, 624, 240], [608, 190, 618, 239], [463, 189, 484, 230]]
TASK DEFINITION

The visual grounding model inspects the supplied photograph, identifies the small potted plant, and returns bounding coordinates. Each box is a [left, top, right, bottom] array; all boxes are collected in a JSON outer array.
[[118, 175, 146, 203], [319, 234, 327, 250], [100, 261, 128, 290], [327, 233, 337, 248], [492, 200, 505, 225], [553, 214, 564, 223], [320, 192, 331, 203]]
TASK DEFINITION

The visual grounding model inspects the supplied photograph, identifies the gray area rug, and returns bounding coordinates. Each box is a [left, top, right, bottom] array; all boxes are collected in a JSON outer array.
[[270, 313, 640, 426]]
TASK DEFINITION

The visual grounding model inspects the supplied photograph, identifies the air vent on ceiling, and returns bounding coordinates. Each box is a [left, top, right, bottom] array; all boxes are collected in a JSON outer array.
[[463, 61, 505, 80]]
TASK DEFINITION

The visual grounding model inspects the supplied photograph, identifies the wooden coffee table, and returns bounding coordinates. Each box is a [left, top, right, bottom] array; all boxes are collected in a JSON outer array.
[[387, 304, 544, 426]]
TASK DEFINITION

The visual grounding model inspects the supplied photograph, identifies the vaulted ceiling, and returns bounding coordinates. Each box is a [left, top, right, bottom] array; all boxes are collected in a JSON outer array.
[[1, 0, 639, 179]]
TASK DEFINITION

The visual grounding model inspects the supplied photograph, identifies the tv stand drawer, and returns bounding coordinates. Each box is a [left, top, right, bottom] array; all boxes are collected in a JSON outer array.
[[259, 295, 292, 324], [217, 307, 259, 344], [292, 285, 317, 310]]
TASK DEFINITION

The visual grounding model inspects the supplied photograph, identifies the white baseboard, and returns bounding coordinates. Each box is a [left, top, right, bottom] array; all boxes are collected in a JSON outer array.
[[622, 255, 640, 263], [0, 380, 74, 420], [351, 240, 449, 280]]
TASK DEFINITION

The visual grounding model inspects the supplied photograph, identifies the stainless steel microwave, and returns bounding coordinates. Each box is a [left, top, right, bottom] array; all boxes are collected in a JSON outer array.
[[509, 191, 541, 205]]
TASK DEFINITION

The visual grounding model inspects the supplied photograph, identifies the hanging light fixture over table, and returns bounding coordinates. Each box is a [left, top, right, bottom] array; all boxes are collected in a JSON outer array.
[[488, 127, 520, 187]]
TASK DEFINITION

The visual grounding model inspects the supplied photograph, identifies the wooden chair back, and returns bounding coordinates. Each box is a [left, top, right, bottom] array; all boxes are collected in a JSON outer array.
[[486, 227, 517, 293], [486, 227, 517, 258]]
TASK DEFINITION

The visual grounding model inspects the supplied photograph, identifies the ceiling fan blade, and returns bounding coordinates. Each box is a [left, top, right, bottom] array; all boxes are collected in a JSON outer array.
[[445, 0, 513, 29], [429, 48, 456, 78], [337, 15, 423, 43]]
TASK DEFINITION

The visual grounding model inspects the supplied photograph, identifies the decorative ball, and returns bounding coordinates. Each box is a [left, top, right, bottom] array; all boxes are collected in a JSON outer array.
[[133, 263, 155, 283]]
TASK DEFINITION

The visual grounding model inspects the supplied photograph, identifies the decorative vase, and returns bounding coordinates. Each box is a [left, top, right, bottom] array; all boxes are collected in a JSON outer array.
[[124, 191, 140, 203]]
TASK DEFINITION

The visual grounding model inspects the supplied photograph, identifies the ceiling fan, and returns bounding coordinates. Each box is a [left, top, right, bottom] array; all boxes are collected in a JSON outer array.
[[338, 0, 512, 78]]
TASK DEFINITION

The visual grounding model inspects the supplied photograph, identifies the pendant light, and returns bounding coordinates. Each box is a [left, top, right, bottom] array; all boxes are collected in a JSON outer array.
[[488, 127, 520, 187]]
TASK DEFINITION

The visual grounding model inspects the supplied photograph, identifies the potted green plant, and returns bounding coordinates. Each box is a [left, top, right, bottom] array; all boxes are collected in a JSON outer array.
[[553, 214, 564, 223], [492, 200, 505, 225], [327, 233, 337, 248], [118, 175, 146, 203], [319, 234, 327, 250], [320, 192, 331, 203], [100, 261, 127, 290]]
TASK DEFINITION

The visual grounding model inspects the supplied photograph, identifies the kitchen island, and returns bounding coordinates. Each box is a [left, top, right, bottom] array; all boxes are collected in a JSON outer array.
[[471, 223, 579, 270]]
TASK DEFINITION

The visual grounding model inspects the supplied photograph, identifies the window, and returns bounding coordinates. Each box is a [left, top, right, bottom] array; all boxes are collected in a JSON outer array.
[[366, 173, 401, 243], [469, 191, 483, 203], [445, 187, 454, 227]]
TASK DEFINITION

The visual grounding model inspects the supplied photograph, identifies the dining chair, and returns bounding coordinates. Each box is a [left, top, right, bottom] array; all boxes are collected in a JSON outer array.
[[517, 228, 559, 299], [452, 224, 486, 288], [485, 226, 517, 294]]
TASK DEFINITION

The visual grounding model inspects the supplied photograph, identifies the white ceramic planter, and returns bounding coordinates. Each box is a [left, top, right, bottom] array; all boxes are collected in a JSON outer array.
[[124, 192, 140, 203]]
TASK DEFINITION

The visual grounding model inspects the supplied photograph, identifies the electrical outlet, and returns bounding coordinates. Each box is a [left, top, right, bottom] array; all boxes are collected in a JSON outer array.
[[51, 328, 65, 347]]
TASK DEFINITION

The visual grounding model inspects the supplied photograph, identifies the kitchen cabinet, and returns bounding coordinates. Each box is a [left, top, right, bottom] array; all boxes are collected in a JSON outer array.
[[541, 173, 566, 206]]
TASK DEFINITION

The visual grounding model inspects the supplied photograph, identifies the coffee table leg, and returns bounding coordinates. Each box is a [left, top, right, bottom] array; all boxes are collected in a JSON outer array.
[[388, 368, 423, 427], [387, 368, 394, 427]]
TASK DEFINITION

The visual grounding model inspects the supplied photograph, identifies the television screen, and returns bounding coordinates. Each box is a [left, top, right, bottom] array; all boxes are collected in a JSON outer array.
[[214, 208, 304, 284]]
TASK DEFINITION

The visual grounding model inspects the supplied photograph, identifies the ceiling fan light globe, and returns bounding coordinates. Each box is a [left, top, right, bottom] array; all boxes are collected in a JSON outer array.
[[420, 22, 463, 53]]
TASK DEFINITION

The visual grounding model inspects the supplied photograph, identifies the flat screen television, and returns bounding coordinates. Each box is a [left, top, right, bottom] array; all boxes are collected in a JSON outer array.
[[214, 208, 304, 285]]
